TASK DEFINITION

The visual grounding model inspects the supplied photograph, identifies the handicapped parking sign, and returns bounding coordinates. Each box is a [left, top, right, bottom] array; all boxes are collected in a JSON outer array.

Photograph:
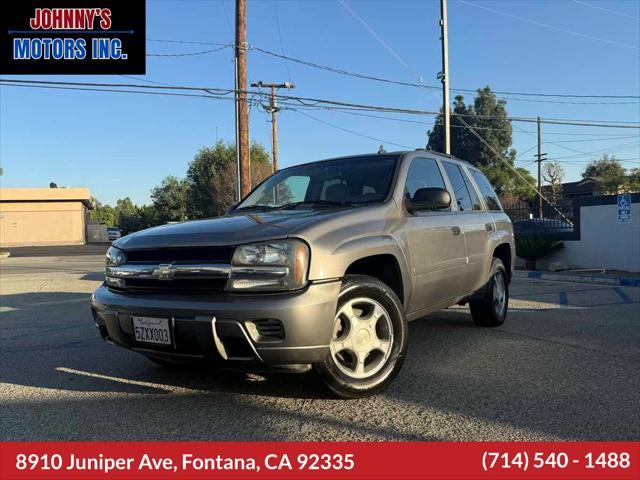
[[618, 193, 631, 223]]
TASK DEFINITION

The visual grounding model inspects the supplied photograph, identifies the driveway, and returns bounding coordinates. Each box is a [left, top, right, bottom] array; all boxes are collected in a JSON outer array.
[[1, 254, 638, 441]]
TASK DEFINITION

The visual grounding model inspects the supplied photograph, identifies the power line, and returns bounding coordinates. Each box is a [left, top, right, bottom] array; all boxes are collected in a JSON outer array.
[[543, 135, 640, 144], [572, 0, 640, 21], [142, 37, 640, 101], [458, 0, 640, 50], [549, 158, 639, 164], [287, 105, 640, 138], [456, 114, 573, 224], [147, 38, 230, 46], [513, 121, 639, 161], [293, 109, 415, 149], [0, 78, 236, 95], [251, 46, 640, 103], [146, 45, 231, 57], [543, 141, 640, 161], [118, 75, 178, 87], [2, 78, 639, 129], [0, 81, 239, 102], [515, 145, 537, 160]]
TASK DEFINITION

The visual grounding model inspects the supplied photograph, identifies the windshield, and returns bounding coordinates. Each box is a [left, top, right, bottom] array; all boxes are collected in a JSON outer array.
[[237, 155, 399, 210]]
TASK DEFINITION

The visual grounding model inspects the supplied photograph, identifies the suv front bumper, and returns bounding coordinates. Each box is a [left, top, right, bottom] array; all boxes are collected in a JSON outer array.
[[91, 280, 341, 368]]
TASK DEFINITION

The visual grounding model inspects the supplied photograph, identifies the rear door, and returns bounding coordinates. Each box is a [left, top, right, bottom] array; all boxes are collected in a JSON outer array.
[[442, 162, 493, 295], [469, 167, 512, 275], [402, 157, 468, 313]]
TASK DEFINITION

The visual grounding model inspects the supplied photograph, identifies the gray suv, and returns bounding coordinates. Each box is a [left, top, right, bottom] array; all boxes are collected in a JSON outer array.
[[91, 150, 514, 397]]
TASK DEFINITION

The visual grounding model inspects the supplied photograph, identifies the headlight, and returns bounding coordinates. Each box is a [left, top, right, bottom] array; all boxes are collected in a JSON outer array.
[[105, 246, 126, 267], [228, 239, 309, 291]]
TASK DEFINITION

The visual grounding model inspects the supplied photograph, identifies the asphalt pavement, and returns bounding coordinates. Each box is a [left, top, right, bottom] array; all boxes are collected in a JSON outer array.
[[1, 254, 638, 441]]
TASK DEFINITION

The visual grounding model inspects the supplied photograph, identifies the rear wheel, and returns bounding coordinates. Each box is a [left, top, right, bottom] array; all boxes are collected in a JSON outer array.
[[470, 258, 508, 327], [315, 275, 408, 398]]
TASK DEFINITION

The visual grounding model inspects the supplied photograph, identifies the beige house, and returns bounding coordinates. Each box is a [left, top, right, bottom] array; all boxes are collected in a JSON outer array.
[[0, 188, 93, 247]]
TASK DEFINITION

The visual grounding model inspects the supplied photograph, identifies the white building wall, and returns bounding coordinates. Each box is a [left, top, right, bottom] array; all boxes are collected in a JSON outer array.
[[539, 201, 640, 272]]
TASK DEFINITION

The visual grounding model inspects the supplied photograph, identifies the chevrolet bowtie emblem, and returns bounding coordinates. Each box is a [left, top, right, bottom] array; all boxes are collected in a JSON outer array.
[[153, 264, 174, 280]]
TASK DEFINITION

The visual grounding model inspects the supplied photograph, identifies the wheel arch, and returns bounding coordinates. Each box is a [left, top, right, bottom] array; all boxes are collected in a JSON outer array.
[[344, 254, 406, 305], [492, 243, 512, 282]]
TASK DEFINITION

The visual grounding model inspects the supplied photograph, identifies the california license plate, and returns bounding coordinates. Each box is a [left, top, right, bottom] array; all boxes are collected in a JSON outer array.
[[132, 316, 171, 345]]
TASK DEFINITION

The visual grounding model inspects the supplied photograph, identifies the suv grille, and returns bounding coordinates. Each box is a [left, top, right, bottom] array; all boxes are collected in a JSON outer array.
[[126, 246, 233, 264], [111, 278, 227, 294], [107, 246, 233, 294]]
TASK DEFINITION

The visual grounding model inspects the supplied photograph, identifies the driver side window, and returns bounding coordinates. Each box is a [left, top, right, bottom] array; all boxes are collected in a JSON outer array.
[[405, 157, 450, 211]]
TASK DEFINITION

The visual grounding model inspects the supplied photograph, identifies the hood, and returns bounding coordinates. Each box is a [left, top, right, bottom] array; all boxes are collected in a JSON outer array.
[[114, 211, 335, 250]]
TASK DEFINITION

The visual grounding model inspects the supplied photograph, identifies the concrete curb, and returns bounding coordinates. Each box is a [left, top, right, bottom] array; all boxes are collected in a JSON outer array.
[[0, 252, 10, 259], [514, 270, 640, 287]]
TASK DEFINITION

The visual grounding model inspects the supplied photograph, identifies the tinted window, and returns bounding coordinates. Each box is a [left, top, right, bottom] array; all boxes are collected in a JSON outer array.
[[462, 168, 483, 211], [443, 162, 481, 212], [238, 155, 398, 209], [404, 157, 450, 211], [405, 157, 447, 192], [471, 170, 502, 211]]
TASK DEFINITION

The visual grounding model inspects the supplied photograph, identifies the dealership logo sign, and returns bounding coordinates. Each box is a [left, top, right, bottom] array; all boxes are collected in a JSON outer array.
[[1, 1, 145, 74]]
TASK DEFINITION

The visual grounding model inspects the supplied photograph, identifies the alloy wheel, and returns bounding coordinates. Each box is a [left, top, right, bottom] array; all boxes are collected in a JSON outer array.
[[329, 297, 394, 379], [492, 271, 507, 317]]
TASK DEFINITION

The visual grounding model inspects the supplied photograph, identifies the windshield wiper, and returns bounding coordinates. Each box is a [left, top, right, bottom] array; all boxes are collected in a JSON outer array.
[[276, 200, 355, 210]]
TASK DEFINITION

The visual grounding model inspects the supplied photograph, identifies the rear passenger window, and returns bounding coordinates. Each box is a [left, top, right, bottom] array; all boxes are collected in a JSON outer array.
[[471, 170, 503, 211], [405, 157, 450, 211], [443, 162, 482, 212]]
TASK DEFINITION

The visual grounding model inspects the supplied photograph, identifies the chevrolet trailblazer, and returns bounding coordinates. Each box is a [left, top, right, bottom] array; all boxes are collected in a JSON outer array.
[[91, 150, 514, 398]]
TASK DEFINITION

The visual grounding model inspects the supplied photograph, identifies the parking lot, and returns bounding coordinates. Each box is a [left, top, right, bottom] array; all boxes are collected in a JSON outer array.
[[1, 253, 638, 441]]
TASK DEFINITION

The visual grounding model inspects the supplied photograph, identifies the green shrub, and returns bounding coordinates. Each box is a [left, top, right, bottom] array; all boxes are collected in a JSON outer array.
[[515, 234, 564, 270]]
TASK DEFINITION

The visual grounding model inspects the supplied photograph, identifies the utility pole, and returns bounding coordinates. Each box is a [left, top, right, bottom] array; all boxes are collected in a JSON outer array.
[[251, 81, 295, 173], [535, 116, 547, 218], [439, 0, 451, 155], [235, 0, 251, 199]]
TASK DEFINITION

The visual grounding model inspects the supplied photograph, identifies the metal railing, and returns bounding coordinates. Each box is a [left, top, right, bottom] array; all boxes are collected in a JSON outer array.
[[503, 201, 575, 238]]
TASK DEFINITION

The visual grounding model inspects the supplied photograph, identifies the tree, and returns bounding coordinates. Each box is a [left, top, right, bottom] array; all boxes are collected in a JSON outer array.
[[88, 197, 117, 225], [543, 161, 565, 203], [90, 140, 275, 235], [186, 141, 272, 218], [150, 176, 189, 224], [483, 165, 536, 203], [624, 168, 640, 193], [582, 154, 626, 194], [427, 87, 534, 201]]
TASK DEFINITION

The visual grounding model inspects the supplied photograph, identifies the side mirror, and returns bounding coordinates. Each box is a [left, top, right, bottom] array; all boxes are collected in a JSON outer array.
[[226, 203, 239, 215], [407, 187, 451, 212]]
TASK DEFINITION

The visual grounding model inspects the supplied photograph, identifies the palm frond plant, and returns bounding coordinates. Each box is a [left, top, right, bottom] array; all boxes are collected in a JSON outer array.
[[515, 234, 564, 271]]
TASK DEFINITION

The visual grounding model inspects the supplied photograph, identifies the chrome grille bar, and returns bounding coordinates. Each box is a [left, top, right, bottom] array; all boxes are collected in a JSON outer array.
[[107, 263, 232, 281]]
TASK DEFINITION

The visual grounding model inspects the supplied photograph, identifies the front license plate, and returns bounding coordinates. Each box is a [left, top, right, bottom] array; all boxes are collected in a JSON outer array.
[[132, 316, 171, 345]]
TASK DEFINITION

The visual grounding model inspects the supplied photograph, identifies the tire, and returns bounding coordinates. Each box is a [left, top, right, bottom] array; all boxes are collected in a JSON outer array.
[[469, 257, 508, 327], [315, 274, 408, 399]]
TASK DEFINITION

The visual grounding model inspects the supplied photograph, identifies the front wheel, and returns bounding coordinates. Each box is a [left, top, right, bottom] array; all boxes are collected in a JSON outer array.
[[315, 274, 408, 399], [469, 258, 509, 327]]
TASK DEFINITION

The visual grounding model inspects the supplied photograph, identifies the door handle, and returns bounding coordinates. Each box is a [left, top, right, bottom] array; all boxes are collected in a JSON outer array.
[[451, 226, 461, 236], [485, 223, 494, 232]]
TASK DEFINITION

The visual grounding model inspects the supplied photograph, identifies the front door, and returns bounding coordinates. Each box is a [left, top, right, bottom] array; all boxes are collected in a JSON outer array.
[[402, 157, 468, 313]]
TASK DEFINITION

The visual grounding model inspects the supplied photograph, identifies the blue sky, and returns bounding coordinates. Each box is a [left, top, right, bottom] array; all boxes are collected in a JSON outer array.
[[1, 0, 639, 205]]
